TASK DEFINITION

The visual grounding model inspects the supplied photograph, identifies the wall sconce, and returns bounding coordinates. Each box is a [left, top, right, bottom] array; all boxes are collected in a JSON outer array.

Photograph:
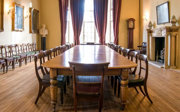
[[144, 12, 149, 22], [25, 2, 32, 19], [25, 12, 30, 19], [5, 3, 13, 15]]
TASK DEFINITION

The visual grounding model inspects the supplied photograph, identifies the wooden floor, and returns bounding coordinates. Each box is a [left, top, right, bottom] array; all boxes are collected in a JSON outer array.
[[0, 62, 180, 112]]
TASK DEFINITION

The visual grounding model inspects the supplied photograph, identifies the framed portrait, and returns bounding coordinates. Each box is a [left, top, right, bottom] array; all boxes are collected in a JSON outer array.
[[0, 0, 4, 32], [156, 2, 170, 25], [12, 3, 24, 31], [29, 8, 39, 33]]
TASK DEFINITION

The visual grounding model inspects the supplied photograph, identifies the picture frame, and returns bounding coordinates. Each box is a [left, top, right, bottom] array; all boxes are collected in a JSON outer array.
[[12, 3, 24, 31], [29, 8, 39, 33], [0, 0, 4, 32], [156, 1, 170, 25]]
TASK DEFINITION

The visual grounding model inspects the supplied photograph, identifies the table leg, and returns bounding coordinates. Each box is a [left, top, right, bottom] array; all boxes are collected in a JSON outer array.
[[50, 68, 58, 112], [120, 69, 129, 110]]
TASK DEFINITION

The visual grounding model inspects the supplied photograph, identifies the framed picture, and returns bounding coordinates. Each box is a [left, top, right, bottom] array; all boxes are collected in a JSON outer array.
[[12, 3, 24, 31], [29, 8, 39, 33], [156, 1, 170, 25], [0, 0, 4, 32]]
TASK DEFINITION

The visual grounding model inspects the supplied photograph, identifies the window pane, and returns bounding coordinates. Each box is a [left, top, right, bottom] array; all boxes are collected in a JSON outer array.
[[66, 0, 114, 44]]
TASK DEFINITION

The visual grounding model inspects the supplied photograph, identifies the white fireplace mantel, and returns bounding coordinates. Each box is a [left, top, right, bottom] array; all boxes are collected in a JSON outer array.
[[147, 26, 179, 69]]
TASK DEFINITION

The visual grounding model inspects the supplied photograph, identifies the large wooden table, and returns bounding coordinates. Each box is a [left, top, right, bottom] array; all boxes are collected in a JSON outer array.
[[42, 45, 137, 111]]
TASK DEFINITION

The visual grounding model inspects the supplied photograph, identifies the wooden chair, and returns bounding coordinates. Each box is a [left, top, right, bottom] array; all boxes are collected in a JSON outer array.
[[69, 62, 109, 112], [137, 42, 147, 54], [122, 48, 131, 57], [117, 54, 153, 103], [34, 52, 66, 105], [0, 59, 6, 73], [14, 44, 27, 67], [25, 43, 34, 62], [51, 48, 58, 57], [0, 45, 15, 72], [128, 51, 139, 75]]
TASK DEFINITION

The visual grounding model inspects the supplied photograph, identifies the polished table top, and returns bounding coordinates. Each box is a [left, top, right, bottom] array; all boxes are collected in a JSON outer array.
[[42, 45, 137, 69]]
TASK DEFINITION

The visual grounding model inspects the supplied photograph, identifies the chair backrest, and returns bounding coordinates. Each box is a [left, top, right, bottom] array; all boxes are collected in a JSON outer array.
[[0, 45, 7, 58], [69, 62, 109, 94], [32, 43, 37, 51], [51, 48, 58, 57], [34, 52, 46, 82], [7, 45, 14, 57], [138, 54, 149, 83], [43, 50, 52, 74], [122, 48, 130, 57], [14, 44, 20, 55], [128, 51, 139, 74]]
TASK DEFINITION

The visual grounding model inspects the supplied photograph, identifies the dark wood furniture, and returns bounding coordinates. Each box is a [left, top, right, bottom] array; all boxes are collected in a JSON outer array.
[[34, 52, 66, 105], [137, 42, 147, 54], [128, 51, 139, 75], [0, 59, 6, 73], [0, 45, 15, 72], [127, 18, 135, 49], [122, 48, 131, 57], [117, 54, 153, 103], [69, 62, 109, 112], [14, 44, 27, 67], [42, 45, 137, 111]]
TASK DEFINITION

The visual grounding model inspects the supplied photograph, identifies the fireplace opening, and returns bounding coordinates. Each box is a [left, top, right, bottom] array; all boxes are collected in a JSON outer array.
[[155, 37, 165, 63]]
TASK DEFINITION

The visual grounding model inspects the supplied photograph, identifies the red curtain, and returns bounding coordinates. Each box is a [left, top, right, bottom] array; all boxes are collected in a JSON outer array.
[[113, 0, 122, 45], [94, 0, 108, 45], [59, 0, 69, 45], [70, 0, 85, 45]]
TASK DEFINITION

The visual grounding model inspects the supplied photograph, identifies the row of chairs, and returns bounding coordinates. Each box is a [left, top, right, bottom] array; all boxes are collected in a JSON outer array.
[[0, 43, 38, 73], [107, 43, 153, 103], [34, 43, 74, 105]]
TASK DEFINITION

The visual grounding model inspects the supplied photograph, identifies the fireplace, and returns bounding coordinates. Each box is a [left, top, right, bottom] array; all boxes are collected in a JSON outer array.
[[147, 26, 179, 69], [155, 37, 165, 63]]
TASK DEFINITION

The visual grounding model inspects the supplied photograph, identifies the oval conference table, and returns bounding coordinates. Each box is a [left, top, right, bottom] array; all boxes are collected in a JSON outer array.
[[42, 45, 137, 112]]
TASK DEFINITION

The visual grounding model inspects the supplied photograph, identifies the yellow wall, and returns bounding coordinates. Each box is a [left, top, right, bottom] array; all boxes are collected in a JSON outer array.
[[39, 0, 61, 50], [142, 0, 180, 68], [0, 0, 40, 45], [119, 0, 140, 49]]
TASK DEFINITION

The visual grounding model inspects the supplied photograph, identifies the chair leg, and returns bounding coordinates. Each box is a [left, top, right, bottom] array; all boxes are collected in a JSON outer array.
[[30, 56, 32, 62], [114, 76, 117, 95], [25, 58, 27, 65], [35, 84, 42, 104], [63, 82, 66, 94], [12, 61, 15, 69], [98, 95, 103, 112], [67, 76, 70, 85], [144, 84, 153, 103], [6, 62, 8, 73], [139, 86, 146, 96], [60, 88, 63, 104], [111, 76, 114, 88], [74, 96, 77, 112], [2, 64, 5, 73], [19, 59, 22, 67], [134, 87, 139, 93], [117, 79, 120, 97]]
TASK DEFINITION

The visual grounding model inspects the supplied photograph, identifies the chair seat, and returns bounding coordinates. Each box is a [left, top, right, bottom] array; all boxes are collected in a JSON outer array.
[[13, 55, 20, 59], [0, 59, 5, 63], [118, 74, 144, 87], [5, 57, 14, 61], [129, 75, 144, 82], [42, 74, 66, 86], [76, 76, 101, 94], [76, 76, 101, 83]]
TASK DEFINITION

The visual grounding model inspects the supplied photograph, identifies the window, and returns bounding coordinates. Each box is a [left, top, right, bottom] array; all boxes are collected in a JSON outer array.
[[66, 0, 114, 44]]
